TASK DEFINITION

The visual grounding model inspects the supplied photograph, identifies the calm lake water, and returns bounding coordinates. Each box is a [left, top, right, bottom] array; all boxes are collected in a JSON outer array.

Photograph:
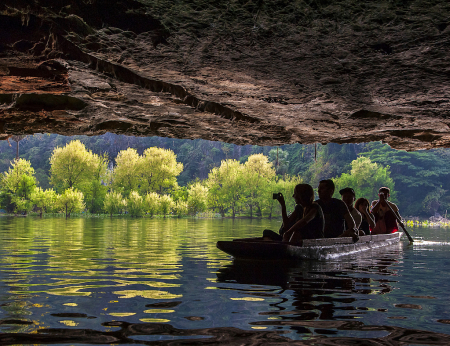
[[0, 216, 449, 345]]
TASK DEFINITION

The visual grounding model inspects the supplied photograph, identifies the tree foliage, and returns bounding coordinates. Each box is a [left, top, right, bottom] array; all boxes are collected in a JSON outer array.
[[31, 187, 57, 215], [103, 191, 127, 216], [127, 191, 144, 217], [144, 192, 160, 217], [187, 182, 208, 215], [207, 159, 244, 218], [159, 194, 174, 218], [0, 159, 37, 213], [1, 133, 449, 217], [139, 147, 183, 194], [57, 187, 85, 218], [333, 157, 396, 203], [242, 154, 276, 218]]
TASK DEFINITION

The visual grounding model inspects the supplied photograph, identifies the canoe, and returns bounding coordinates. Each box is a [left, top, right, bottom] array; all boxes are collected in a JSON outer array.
[[216, 232, 403, 260]]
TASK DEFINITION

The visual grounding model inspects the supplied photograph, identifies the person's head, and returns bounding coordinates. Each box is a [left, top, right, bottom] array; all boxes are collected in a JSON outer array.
[[318, 179, 334, 200], [339, 187, 355, 208], [379, 187, 390, 199], [293, 184, 314, 206], [355, 197, 370, 212]]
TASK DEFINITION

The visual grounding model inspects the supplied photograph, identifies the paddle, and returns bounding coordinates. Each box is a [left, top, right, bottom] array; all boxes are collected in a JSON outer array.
[[385, 201, 414, 243]]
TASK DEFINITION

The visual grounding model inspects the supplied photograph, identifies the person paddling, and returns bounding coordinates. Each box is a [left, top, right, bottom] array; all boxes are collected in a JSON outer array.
[[371, 187, 401, 234]]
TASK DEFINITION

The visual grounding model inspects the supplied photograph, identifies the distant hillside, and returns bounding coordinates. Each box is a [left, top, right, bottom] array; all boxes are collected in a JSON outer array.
[[1, 134, 450, 217]]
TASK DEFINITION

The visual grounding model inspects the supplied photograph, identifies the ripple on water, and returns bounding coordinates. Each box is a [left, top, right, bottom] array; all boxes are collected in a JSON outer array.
[[0, 219, 449, 344]]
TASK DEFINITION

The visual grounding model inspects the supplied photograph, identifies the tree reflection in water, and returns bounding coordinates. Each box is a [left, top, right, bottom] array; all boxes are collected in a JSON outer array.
[[0, 219, 450, 345]]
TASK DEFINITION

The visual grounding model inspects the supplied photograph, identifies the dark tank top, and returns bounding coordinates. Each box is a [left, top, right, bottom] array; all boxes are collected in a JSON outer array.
[[300, 203, 324, 239]]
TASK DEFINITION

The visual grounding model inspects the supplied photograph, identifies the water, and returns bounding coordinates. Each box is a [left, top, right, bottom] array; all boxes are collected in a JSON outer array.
[[0, 217, 449, 345]]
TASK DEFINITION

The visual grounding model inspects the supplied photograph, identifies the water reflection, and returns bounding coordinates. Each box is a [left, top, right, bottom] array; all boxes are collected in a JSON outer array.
[[217, 244, 402, 331], [213, 243, 450, 344], [0, 217, 450, 344]]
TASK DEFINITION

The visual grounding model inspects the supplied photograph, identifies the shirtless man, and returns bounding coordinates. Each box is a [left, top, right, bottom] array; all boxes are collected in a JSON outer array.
[[315, 180, 359, 241], [371, 187, 400, 234]]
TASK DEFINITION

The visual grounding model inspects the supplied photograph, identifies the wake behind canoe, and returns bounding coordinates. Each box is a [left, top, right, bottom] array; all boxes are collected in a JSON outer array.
[[217, 232, 403, 260]]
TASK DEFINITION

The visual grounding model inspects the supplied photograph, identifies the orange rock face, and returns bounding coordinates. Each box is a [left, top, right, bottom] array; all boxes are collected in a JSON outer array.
[[1, 0, 450, 150]]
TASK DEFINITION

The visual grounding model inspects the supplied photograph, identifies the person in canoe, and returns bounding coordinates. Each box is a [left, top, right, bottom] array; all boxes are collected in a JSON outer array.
[[371, 187, 400, 234], [339, 187, 363, 232], [354, 197, 375, 235], [263, 184, 324, 242], [281, 184, 324, 243], [315, 179, 359, 241]]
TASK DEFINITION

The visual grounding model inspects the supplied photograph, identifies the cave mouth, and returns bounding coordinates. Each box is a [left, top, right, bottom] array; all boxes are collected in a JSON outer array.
[[4, 133, 450, 219], [1, 0, 450, 150]]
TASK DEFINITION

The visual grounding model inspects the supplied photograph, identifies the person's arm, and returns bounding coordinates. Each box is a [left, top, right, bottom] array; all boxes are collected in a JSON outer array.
[[371, 199, 381, 214], [361, 207, 375, 229], [340, 201, 356, 231], [359, 204, 375, 229], [344, 211, 356, 231], [278, 194, 298, 231], [388, 201, 402, 221], [282, 205, 318, 242]]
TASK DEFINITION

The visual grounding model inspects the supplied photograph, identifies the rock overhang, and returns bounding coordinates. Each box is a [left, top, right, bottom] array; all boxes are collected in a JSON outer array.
[[1, 0, 449, 150]]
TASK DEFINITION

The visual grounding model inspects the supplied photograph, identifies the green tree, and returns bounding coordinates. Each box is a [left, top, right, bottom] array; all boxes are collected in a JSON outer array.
[[333, 156, 395, 203], [103, 191, 127, 217], [31, 187, 57, 216], [361, 142, 450, 216], [187, 182, 208, 215], [50, 140, 98, 192], [127, 191, 144, 217], [268, 148, 289, 176], [111, 148, 140, 197], [84, 153, 109, 213], [143, 192, 160, 217], [159, 194, 174, 218], [57, 187, 85, 218], [173, 200, 188, 217], [138, 147, 183, 194], [242, 154, 276, 218], [206, 159, 244, 218], [0, 159, 37, 214]]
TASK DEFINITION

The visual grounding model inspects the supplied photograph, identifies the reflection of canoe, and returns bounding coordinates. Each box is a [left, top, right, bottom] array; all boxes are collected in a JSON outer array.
[[216, 232, 403, 260]]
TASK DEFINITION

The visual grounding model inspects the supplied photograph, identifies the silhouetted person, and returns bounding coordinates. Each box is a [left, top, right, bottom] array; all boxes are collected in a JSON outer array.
[[281, 184, 324, 244], [263, 186, 304, 241], [355, 197, 375, 235], [371, 187, 400, 234], [315, 179, 358, 240], [339, 187, 362, 230]]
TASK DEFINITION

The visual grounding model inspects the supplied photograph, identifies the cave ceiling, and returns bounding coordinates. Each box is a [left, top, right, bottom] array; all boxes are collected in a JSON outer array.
[[1, 0, 450, 150]]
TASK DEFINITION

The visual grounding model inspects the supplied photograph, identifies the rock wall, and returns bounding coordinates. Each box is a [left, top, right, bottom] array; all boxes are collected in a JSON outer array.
[[1, 0, 449, 150]]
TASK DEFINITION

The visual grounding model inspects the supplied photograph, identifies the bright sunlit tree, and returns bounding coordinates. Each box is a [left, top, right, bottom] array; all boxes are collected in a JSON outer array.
[[0, 158, 37, 214]]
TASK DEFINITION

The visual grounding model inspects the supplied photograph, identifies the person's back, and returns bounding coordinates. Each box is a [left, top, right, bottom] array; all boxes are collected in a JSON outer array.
[[316, 198, 348, 238], [300, 202, 324, 239]]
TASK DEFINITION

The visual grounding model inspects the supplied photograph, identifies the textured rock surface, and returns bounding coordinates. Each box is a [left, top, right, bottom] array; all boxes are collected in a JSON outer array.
[[1, 0, 450, 150]]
